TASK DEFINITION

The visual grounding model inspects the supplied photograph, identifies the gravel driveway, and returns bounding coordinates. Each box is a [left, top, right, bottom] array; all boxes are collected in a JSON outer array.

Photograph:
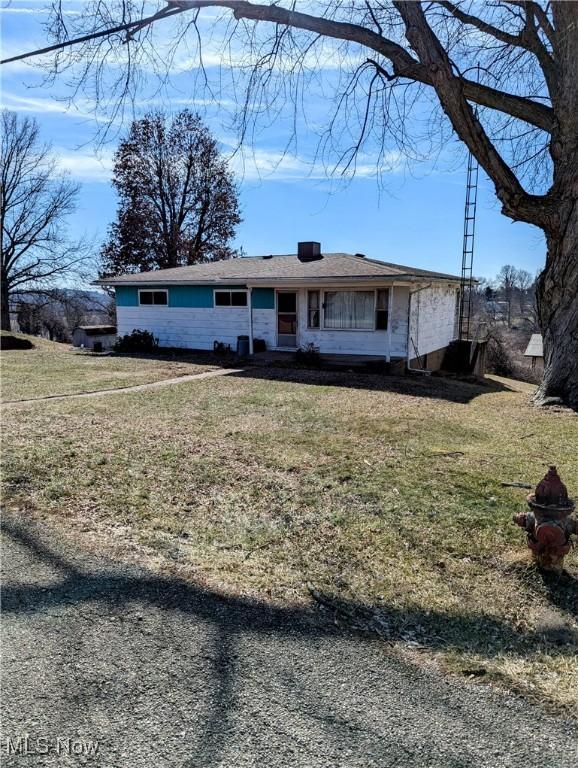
[[1, 513, 577, 768]]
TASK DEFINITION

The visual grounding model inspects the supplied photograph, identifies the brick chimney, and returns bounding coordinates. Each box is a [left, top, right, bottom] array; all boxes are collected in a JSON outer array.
[[297, 242, 322, 262]]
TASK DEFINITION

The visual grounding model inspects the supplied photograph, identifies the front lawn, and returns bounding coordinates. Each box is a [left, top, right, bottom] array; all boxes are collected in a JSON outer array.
[[2, 363, 577, 713], [0, 333, 217, 402]]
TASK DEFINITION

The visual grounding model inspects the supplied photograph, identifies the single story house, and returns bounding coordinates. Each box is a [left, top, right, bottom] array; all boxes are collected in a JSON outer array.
[[97, 242, 462, 369]]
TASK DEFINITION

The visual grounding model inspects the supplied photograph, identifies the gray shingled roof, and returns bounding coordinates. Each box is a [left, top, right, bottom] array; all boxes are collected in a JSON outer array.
[[524, 334, 544, 358], [97, 253, 462, 285]]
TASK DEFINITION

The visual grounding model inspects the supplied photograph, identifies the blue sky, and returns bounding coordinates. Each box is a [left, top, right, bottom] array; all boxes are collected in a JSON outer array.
[[1, 0, 547, 280]]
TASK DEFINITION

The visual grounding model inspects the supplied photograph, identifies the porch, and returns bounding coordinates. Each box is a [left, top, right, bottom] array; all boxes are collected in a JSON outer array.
[[250, 349, 407, 371]]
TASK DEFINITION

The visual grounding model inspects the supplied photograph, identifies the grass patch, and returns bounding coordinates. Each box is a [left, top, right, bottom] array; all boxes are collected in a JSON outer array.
[[2, 364, 577, 713], [0, 332, 217, 401]]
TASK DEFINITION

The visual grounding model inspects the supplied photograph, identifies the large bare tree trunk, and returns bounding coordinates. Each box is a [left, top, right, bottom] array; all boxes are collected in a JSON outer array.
[[535, 202, 578, 409], [1, 276, 11, 332]]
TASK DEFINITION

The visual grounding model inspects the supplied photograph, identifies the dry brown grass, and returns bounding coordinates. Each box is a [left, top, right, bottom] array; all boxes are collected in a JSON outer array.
[[0, 333, 216, 402], [2, 363, 577, 713]]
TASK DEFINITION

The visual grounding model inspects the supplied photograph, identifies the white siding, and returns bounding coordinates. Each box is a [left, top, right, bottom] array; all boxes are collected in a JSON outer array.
[[117, 284, 413, 357], [252, 308, 277, 349], [390, 286, 409, 358], [408, 283, 459, 357], [295, 286, 409, 358], [72, 330, 117, 350], [117, 306, 250, 350]]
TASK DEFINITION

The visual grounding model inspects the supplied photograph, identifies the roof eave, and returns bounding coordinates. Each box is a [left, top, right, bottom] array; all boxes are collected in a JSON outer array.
[[96, 274, 462, 287]]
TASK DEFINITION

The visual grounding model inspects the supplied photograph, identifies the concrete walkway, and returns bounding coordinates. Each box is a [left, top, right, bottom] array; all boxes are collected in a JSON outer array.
[[2, 514, 577, 768], [2, 367, 244, 407]]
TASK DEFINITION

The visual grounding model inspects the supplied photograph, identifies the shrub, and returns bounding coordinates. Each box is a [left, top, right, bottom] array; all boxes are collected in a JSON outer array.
[[0, 334, 34, 350], [213, 340, 233, 355], [486, 332, 515, 377], [114, 329, 158, 353], [295, 343, 322, 367]]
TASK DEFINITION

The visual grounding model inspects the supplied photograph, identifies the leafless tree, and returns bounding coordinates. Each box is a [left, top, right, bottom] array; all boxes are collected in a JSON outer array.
[[3, 2, 577, 407], [497, 264, 517, 328], [14, 287, 114, 341], [527, 268, 542, 331], [0, 111, 87, 331], [513, 267, 533, 315]]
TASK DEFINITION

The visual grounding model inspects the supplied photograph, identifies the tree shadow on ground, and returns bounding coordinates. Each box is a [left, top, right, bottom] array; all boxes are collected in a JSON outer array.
[[3, 515, 575, 662], [228, 366, 511, 404], [112, 349, 512, 404], [506, 560, 578, 620], [2, 515, 576, 766]]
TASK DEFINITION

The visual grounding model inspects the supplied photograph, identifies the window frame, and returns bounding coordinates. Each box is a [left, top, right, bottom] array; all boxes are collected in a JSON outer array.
[[375, 289, 389, 331], [138, 289, 168, 307], [213, 289, 248, 308], [307, 289, 321, 329], [319, 288, 389, 332]]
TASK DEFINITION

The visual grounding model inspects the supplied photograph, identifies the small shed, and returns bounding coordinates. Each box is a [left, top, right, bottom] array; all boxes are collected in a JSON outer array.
[[523, 333, 544, 370], [73, 325, 117, 351]]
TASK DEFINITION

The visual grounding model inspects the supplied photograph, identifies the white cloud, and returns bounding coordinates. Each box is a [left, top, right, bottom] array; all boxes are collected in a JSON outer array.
[[168, 43, 363, 76], [226, 146, 402, 182], [51, 142, 397, 186], [2, 92, 85, 114], [0, 91, 119, 124], [0, 6, 80, 14], [55, 147, 113, 182]]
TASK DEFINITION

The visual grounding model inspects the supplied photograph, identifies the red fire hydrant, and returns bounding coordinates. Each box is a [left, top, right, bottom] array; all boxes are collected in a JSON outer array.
[[513, 466, 576, 572]]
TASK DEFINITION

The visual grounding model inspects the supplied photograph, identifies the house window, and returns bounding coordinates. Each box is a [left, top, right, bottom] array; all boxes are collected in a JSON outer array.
[[139, 290, 168, 306], [375, 289, 389, 330], [214, 290, 247, 307], [307, 290, 320, 328], [323, 291, 375, 330]]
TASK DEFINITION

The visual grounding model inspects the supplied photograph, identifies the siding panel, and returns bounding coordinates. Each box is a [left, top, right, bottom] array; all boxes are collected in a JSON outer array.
[[297, 286, 409, 358], [408, 284, 458, 357], [115, 284, 247, 310], [116, 286, 138, 307], [116, 284, 412, 356], [252, 308, 276, 349], [169, 286, 214, 308], [117, 307, 250, 350], [252, 288, 275, 310]]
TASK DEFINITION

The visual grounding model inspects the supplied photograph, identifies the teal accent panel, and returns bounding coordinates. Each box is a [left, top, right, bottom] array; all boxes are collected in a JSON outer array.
[[169, 285, 214, 308], [116, 284, 249, 308], [169, 284, 247, 307], [252, 288, 275, 310], [115, 286, 138, 307]]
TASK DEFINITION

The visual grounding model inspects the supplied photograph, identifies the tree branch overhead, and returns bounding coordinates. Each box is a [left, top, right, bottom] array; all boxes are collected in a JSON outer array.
[[2, 1, 576, 403]]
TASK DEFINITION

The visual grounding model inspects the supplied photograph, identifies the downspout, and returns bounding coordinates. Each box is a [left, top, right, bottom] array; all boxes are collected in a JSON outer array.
[[248, 286, 254, 355], [406, 283, 432, 374], [386, 284, 394, 362]]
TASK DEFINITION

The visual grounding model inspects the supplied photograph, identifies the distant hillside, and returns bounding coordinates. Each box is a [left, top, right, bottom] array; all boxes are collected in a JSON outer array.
[[11, 288, 109, 310]]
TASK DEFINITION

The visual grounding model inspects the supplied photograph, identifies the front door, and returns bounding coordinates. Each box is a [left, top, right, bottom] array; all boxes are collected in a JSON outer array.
[[277, 291, 298, 348]]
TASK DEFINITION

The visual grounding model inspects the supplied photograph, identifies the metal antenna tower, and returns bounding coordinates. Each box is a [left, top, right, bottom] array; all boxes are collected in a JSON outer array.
[[458, 65, 481, 342], [458, 145, 479, 341]]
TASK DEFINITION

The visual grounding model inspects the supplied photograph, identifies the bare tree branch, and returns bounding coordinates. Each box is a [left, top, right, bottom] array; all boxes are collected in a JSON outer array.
[[393, 1, 553, 226], [435, 1, 557, 98], [1, 112, 88, 331], [1, 0, 555, 133], [0, 4, 186, 66], [1, 1, 575, 404]]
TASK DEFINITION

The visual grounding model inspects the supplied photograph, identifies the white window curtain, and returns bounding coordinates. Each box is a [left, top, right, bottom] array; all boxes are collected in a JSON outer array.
[[324, 291, 375, 330]]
